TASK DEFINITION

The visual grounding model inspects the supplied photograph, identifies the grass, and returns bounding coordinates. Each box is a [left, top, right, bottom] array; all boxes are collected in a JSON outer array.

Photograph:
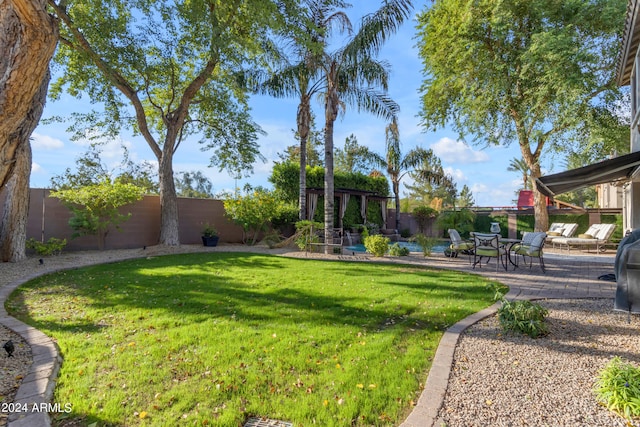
[[6, 252, 500, 426]]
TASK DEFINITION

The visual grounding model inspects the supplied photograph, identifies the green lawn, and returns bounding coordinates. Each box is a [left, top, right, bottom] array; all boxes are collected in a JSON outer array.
[[7, 252, 500, 426]]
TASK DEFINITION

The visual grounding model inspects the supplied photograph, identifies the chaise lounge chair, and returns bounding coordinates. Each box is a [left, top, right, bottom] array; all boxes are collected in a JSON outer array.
[[545, 223, 578, 244], [552, 223, 616, 253]]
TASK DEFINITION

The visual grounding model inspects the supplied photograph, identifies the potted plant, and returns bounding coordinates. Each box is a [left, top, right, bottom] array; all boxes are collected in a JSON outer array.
[[201, 223, 219, 247]]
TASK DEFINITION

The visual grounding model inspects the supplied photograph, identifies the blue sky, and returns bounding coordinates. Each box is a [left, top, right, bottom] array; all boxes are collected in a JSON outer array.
[[29, 0, 554, 207]]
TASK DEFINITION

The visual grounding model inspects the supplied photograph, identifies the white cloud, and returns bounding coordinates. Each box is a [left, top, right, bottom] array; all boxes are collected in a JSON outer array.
[[430, 137, 489, 164], [443, 166, 467, 183], [31, 133, 64, 150], [471, 182, 489, 194], [31, 162, 43, 173]]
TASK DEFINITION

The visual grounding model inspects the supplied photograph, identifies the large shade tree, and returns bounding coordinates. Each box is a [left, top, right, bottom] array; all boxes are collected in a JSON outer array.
[[47, 0, 304, 245], [320, 0, 412, 251], [0, 0, 57, 188], [0, 0, 58, 262], [417, 0, 627, 231]]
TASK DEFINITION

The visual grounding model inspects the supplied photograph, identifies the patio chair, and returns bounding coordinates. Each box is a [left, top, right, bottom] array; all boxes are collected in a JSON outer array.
[[512, 232, 547, 273], [472, 233, 506, 271], [447, 229, 474, 262]]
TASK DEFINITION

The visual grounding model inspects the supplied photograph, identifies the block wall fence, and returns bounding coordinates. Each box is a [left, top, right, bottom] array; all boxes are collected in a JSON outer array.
[[0, 189, 246, 251], [0, 188, 622, 252]]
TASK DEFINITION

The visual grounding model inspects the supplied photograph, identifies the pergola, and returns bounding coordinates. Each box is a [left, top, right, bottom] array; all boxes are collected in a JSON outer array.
[[305, 188, 390, 229]]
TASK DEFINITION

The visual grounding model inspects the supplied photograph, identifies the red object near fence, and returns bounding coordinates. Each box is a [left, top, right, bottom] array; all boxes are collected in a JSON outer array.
[[517, 190, 551, 209]]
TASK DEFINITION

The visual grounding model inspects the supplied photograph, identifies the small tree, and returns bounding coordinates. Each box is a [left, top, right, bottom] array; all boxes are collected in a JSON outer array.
[[413, 205, 438, 234], [223, 188, 284, 245], [50, 179, 146, 250]]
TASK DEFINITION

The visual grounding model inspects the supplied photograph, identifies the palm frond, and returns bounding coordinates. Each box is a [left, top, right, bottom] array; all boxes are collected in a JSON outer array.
[[339, 87, 399, 119], [342, 0, 413, 62]]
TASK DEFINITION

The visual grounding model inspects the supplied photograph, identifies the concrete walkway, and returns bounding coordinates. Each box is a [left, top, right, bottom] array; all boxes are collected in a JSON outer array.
[[0, 245, 617, 427]]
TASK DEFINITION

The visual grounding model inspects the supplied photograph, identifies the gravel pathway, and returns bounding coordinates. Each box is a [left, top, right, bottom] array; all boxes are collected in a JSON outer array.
[[437, 298, 640, 427]]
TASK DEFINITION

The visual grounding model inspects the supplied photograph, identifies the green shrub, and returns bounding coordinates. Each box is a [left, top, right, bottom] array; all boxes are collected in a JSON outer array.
[[26, 237, 67, 256], [411, 234, 438, 257], [436, 208, 475, 238], [224, 188, 284, 245], [270, 203, 299, 233], [493, 288, 548, 338], [294, 220, 323, 251], [413, 206, 437, 234], [594, 357, 640, 421], [363, 234, 389, 257], [388, 243, 409, 256], [50, 179, 145, 250]]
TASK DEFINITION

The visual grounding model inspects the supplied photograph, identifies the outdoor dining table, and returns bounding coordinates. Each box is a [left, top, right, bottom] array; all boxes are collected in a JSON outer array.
[[499, 238, 522, 270]]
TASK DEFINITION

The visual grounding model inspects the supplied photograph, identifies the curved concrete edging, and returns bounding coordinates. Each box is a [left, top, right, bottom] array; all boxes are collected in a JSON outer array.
[[0, 273, 64, 427], [399, 297, 507, 427], [0, 253, 157, 427]]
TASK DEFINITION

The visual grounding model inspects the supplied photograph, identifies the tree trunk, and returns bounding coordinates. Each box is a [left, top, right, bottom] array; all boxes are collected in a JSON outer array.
[[158, 143, 180, 246], [0, 67, 50, 262], [298, 99, 310, 221], [393, 179, 400, 231], [299, 136, 307, 220], [0, 139, 31, 262], [324, 73, 340, 255], [530, 166, 548, 232], [324, 118, 335, 254], [533, 189, 549, 232], [0, 0, 57, 188]]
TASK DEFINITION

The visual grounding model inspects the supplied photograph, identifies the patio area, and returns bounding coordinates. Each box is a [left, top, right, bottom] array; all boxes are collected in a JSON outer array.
[[0, 244, 636, 427]]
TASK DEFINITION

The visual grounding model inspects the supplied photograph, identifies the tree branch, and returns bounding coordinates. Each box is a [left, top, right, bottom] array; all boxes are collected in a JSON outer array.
[[47, 0, 162, 159]]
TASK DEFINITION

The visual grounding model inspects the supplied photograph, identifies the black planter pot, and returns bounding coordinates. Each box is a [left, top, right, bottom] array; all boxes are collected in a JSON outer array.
[[201, 236, 219, 247]]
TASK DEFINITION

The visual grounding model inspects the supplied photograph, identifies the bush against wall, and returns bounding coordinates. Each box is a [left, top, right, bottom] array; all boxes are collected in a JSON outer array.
[[413, 206, 437, 234], [436, 208, 476, 238], [50, 179, 146, 250], [223, 188, 285, 245]]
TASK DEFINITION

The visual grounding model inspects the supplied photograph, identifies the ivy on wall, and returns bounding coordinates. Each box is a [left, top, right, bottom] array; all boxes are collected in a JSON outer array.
[[269, 162, 390, 203]]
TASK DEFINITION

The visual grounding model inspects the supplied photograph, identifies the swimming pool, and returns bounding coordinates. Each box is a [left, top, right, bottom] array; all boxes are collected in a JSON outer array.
[[344, 241, 449, 253]]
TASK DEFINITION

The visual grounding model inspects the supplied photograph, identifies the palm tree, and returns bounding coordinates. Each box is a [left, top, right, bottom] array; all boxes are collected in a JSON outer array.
[[320, 0, 412, 251], [507, 157, 532, 190], [384, 117, 449, 230], [257, 0, 350, 220]]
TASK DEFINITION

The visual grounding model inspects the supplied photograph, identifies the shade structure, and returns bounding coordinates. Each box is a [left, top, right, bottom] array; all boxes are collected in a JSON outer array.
[[535, 151, 640, 197]]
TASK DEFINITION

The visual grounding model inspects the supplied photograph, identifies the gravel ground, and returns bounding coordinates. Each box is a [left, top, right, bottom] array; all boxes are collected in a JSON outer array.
[[437, 298, 640, 427], [0, 328, 31, 426]]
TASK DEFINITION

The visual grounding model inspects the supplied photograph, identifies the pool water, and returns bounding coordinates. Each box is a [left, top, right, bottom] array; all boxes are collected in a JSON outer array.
[[344, 241, 449, 253]]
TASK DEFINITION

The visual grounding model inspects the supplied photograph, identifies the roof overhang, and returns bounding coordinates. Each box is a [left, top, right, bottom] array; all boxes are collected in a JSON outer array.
[[617, 0, 640, 86], [535, 151, 640, 197]]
